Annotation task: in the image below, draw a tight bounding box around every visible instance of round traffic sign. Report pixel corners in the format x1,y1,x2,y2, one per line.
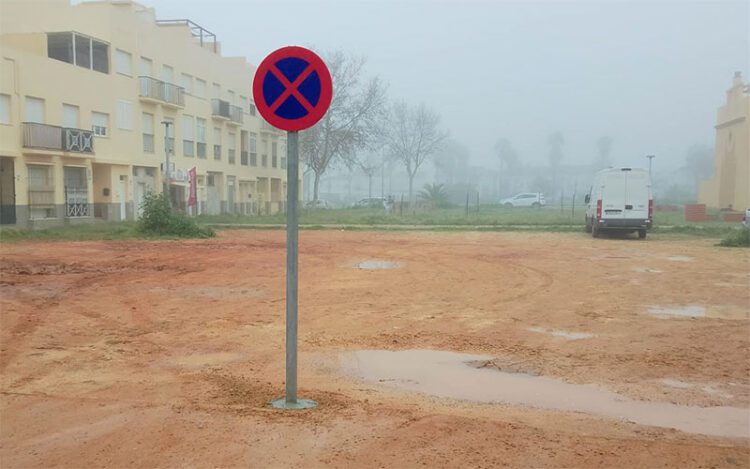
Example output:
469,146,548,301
252,46,333,132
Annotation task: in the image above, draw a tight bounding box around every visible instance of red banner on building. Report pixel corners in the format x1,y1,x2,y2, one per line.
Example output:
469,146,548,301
188,167,197,208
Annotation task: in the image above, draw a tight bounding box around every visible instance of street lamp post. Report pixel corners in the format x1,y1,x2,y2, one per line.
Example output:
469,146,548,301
646,154,655,177
162,120,173,205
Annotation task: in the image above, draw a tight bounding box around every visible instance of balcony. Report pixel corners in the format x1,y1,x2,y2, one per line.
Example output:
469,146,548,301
22,122,94,154
139,76,185,108
211,99,243,125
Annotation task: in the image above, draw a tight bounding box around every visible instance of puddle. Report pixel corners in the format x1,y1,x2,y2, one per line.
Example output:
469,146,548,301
666,256,693,262
357,260,401,270
648,306,706,318
341,350,749,438
632,267,663,273
527,327,594,340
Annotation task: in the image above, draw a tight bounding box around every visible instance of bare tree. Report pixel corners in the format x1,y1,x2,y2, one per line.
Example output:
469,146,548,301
301,51,387,203
386,101,447,205
353,150,382,199
595,136,614,168
434,139,470,185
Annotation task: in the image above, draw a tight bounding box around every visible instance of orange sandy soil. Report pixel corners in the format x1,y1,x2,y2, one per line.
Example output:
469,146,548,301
1,230,748,468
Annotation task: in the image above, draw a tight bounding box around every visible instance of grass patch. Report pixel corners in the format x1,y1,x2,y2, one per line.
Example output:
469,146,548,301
1,222,141,243
718,229,750,247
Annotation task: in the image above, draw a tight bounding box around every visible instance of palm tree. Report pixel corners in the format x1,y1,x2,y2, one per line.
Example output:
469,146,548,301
418,183,450,208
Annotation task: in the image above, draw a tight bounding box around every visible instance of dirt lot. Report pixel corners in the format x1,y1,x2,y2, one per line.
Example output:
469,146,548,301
1,230,749,468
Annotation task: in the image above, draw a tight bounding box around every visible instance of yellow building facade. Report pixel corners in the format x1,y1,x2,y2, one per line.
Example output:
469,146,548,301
0,0,292,228
699,72,750,211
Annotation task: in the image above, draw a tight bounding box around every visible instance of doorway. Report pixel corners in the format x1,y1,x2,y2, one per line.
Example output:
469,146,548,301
0,157,16,225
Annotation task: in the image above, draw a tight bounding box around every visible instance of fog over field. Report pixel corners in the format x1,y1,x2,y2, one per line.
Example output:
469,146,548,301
138,0,748,200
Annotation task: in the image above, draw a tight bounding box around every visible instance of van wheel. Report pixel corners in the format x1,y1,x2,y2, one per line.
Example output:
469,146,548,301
592,224,600,238
638,229,647,239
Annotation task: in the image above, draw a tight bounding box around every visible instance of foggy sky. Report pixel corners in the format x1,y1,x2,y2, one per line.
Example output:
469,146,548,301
140,0,748,172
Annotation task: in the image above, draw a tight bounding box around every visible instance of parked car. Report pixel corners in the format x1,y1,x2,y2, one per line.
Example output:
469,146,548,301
352,197,386,208
585,167,652,239
305,199,333,210
498,192,546,208
743,208,750,229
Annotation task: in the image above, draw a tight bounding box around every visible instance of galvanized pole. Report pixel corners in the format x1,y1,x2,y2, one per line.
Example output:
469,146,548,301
272,131,316,410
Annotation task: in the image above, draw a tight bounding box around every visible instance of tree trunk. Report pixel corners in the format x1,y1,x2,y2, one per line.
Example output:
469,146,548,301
408,173,415,207
313,171,321,203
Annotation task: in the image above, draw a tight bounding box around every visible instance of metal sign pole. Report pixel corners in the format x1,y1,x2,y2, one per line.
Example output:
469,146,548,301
272,130,316,410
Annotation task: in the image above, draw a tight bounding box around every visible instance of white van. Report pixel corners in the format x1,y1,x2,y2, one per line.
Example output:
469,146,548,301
584,167,653,238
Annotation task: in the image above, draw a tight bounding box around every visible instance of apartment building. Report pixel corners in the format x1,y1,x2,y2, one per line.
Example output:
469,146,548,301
699,72,749,211
0,0,293,228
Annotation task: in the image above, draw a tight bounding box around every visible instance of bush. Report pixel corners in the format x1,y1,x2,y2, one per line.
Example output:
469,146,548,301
718,228,750,247
139,192,215,238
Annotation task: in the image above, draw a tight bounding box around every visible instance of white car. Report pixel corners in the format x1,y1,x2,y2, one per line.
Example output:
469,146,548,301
499,192,546,208
743,208,750,229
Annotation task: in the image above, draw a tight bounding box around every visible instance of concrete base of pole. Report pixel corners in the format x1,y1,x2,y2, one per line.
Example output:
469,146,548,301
270,398,317,410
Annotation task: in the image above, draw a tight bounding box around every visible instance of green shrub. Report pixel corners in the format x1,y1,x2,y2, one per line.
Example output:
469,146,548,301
718,228,750,247
138,192,215,238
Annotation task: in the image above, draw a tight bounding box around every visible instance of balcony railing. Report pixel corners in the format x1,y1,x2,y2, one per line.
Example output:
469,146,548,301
22,122,94,154
211,99,243,124
139,76,185,107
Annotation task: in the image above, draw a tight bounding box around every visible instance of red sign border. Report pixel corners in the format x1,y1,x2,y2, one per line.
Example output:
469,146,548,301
252,46,333,132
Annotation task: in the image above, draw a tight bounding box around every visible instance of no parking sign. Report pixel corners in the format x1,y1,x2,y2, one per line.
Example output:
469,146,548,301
253,46,332,132
253,47,332,410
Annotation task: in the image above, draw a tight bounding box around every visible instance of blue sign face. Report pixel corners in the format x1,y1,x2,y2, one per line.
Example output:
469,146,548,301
253,46,333,132
262,57,322,120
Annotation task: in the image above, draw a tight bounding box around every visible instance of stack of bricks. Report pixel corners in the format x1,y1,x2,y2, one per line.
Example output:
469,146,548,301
684,204,707,222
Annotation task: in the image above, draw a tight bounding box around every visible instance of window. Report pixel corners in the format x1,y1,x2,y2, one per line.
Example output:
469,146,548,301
142,112,154,153
63,104,79,128
162,64,174,83
213,127,221,160
196,118,206,159
47,32,108,73
195,78,206,98
249,132,257,166
47,33,74,64
261,138,268,167
91,111,108,136
280,141,287,169
248,102,257,116
272,141,278,168
140,57,152,76
116,100,133,130
240,95,248,113
92,40,108,73
25,97,44,123
227,132,236,164
182,115,194,157
0,94,11,125
28,165,55,219
181,73,192,94
115,49,132,75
